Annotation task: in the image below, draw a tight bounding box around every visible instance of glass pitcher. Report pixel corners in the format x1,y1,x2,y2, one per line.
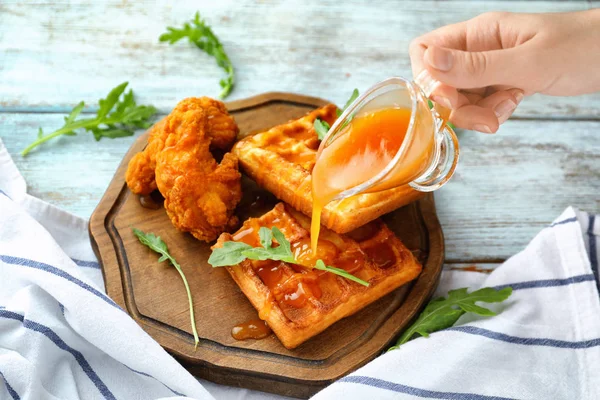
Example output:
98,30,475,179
315,73,460,200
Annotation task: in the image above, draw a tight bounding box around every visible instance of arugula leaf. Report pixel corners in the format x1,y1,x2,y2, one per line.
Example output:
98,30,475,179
314,89,359,141
208,241,253,267
208,227,367,285
21,82,156,156
314,259,369,287
64,101,85,125
271,227,291,255
132,228,199,349
337,88,360,117
388,286,512,351
259,226,272,248
97,82,128,119
314,119,331,141
160,12,234,99
241,227,295,263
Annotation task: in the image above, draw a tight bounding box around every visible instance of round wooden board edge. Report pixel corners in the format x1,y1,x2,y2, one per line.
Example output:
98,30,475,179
89,92,445,397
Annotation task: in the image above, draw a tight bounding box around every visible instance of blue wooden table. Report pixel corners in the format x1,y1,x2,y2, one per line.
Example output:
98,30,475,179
1,0,599,273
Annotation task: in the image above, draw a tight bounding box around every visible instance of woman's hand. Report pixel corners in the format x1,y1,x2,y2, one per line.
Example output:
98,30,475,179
409,9,600,133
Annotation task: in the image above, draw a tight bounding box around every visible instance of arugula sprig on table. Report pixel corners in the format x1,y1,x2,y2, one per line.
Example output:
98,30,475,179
208,226,369,287
132,228,200,349
388,286,512,351
314,89,359,141
21,82,156,156
160,12,234,99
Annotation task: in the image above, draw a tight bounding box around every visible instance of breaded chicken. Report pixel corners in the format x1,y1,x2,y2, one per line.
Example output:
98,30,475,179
125,97,239,195
192,97,239,150
125,119,168,195
126,97,242,242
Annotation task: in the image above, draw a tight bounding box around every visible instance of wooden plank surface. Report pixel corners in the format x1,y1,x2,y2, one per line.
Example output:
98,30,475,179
0,0,597,118
1,0,598,397
2,114,598,263
1,0,598,267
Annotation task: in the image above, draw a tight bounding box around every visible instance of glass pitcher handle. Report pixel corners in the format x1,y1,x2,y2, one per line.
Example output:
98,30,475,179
410,71,460,192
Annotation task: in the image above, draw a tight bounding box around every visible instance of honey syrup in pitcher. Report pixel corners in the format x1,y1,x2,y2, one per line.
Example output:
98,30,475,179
310,106,435,254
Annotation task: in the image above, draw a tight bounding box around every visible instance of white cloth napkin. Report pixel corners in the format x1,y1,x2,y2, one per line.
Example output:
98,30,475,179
1,137,599,400
314,207,600,400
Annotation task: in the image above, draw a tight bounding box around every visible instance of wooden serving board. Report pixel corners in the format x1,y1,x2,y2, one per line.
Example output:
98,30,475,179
89,93,444,399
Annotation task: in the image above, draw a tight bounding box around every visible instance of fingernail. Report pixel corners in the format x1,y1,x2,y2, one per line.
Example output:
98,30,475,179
431,95,452,109
425,46,453,71
513,91,524,104
494,99,517,119
473,124,493,134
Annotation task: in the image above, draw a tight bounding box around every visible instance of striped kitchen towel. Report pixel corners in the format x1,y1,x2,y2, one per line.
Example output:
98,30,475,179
1,136,599,400
0,139,214,400
313,209,600,399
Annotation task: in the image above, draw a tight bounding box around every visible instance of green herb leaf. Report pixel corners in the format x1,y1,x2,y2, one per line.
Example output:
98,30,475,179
272,227,291,254
21,82,157,156
388,286,512,351
314,259,369,287
259,226,272,249
314,119,331,141
64,101,85,125
132,228,199,349
208,241,253,267
241,247,275,261
337,88,360,117
97,82,128,119
315,88,359,141
209,227,366,285
160,12,234,98
241,227,295,263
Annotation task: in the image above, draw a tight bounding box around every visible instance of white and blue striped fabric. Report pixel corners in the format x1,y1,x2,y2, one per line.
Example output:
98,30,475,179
314,207,600,399
1,137,599,400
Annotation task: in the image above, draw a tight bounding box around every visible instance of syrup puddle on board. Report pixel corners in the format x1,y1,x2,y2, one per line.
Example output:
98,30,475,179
231,319,273,341
139,191,164,210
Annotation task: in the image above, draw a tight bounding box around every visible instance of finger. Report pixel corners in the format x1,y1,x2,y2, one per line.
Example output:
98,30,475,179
430,84,459,109
409,20,469,79
430,88,480,111
414,70,460,109
460,91,483,105
449,105,499,133
423,45,533,89
476,88,524,124
462,87,487,97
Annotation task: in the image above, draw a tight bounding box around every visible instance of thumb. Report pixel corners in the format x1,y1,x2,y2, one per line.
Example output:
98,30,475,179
423,45,530,89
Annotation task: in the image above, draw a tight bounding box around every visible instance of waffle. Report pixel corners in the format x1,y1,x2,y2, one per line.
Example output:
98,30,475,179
213,202,422,349
232,105,426,233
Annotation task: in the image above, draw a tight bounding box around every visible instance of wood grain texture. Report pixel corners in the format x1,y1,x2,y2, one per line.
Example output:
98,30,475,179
2,114,598,262
89,93,444,398
440,120,600,261
0,0,597,118
0,1,597,264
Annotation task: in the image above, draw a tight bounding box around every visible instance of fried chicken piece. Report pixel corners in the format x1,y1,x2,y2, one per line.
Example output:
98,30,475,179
154,101,242,242
125,119,168,195
192,97,239,150
125,97,238,195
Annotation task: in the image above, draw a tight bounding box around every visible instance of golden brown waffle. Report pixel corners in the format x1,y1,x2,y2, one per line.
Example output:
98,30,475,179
232,105,426,233
213,203,422,349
